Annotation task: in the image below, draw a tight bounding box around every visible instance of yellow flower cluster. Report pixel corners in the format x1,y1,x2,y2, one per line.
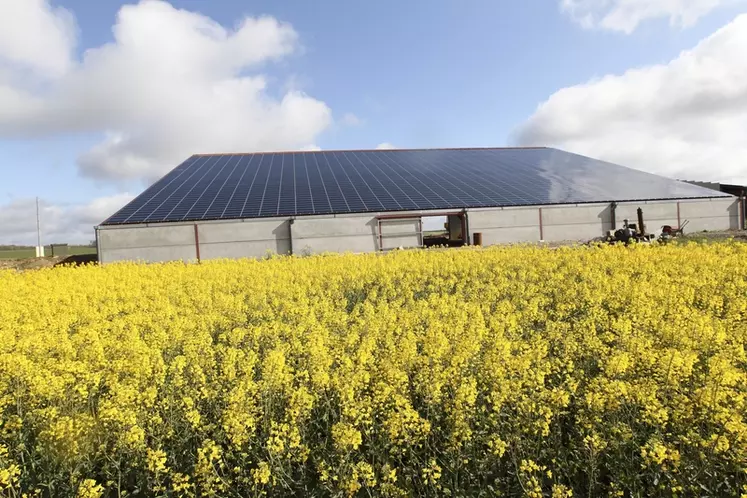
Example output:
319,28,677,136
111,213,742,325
1,241,747,496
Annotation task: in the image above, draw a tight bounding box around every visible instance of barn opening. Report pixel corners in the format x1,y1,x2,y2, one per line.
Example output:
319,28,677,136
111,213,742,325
376,213,467,251
422,214,466,248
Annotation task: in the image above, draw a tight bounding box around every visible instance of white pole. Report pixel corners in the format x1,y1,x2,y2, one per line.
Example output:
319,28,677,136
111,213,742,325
36,197,43,257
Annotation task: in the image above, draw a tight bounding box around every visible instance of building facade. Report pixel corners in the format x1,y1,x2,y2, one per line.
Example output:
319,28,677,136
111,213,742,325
97,148,741,263
97,197,741,263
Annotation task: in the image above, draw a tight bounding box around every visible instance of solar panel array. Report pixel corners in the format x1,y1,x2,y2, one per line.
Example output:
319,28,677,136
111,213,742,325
103,148,730,225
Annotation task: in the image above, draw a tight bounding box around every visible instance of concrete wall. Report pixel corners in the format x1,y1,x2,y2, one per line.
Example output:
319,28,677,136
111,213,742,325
467,197,740,245
615,202,678,233
679,197,741,232
198,219,290,259
98,219,291,263
467,207,542,244
541,204,613,241
468,203,613,244
379,218,421,250
98,197,741,263
291,215,379,254
614,198,740,233
98,224,197,263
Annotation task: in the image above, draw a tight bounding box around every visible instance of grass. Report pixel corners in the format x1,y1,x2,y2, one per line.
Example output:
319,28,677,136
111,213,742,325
0,245,97,260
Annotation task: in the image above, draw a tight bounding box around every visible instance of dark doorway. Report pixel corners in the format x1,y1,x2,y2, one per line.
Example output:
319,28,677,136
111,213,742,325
422,214,466,248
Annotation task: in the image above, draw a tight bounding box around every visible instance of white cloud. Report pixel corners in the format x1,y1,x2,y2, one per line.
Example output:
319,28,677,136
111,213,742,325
0,0,332,183
514,14,747,184
376,142,396,150
0,0,76,77
341,112,363,126
561,0,739,33
0,194,134,245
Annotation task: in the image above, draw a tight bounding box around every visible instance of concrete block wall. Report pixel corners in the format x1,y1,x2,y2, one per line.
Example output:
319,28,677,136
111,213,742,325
468,197,740,245
467,204,611,244
98,197,741,263
614,202,678,233
679,198,741,232
614,198,740,234
467,207,541,244
379,218,421,250
98,225,197,263
540,204,613,241
98,219,291,263
198,220,290,260
291,215,379,254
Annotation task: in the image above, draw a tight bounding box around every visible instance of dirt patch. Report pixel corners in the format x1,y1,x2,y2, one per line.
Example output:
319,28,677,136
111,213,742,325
0,254,98,271
0,257,64,271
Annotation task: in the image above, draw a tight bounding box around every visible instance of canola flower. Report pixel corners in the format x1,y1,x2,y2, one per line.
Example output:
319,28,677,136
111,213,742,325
1,242,747,497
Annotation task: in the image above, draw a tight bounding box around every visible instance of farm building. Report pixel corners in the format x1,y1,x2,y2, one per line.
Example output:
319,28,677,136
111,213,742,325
684,181,747,198
96,147,742,263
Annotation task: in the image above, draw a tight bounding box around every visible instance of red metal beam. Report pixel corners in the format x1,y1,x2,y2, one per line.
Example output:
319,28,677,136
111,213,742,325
538,208,544,241
461,212,467,244
194,224,201,262
377,218,383,251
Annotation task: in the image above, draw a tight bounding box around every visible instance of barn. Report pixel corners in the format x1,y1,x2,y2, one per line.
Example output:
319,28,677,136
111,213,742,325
96,147,742,263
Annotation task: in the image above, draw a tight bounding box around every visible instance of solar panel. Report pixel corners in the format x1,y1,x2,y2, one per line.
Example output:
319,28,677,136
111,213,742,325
102,148,732,225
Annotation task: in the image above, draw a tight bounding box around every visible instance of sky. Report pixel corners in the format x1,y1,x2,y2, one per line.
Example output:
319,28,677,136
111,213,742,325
0,0,746,244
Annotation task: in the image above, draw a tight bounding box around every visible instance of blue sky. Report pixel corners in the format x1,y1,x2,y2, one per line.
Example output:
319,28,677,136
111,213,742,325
1,0,746,243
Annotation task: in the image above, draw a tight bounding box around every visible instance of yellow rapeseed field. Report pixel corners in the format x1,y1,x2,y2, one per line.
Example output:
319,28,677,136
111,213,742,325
1,242,747,497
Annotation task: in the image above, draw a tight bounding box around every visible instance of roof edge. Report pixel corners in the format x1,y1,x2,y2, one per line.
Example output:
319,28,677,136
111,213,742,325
190,146,548,157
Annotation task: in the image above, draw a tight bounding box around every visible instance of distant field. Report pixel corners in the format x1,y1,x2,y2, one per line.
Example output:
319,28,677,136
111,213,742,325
0,245,97,260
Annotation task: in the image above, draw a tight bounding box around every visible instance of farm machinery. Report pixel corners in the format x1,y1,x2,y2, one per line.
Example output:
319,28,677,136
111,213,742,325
659,220,690,242
603,207,689,245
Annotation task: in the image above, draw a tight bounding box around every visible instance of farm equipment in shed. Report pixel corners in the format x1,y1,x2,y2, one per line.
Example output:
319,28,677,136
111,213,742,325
606,221,655,245
605,208,656,245
603,207,691,245
659,220,690,242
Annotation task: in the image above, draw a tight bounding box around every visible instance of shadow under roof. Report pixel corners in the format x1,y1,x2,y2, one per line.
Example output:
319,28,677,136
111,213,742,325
102,147,731,225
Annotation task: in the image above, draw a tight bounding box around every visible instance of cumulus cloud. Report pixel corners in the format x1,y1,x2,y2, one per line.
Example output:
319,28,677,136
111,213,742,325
376,142,396,150
514,14,747,184
0,0,76,77
561,0,739,33
0,0,332,183
0,194,134,245
341,112,363,126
